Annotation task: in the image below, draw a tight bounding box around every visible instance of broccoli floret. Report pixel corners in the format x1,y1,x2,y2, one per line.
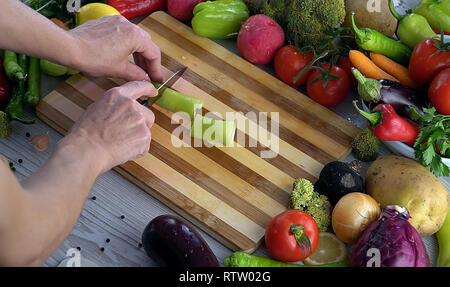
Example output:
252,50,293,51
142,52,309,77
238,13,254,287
351,129,380,162
290,178,331,232
243,0,346,49
0,111,12,138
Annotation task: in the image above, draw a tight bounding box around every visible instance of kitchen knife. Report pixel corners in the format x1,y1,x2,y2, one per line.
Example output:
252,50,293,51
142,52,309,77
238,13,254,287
141,67,188,107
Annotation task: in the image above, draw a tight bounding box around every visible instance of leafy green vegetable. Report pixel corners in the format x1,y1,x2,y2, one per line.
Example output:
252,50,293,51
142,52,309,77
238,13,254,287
413,107,450,177
24,0,67,18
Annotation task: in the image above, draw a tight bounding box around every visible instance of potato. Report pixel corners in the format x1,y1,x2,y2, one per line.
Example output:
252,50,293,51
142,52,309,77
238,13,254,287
343,0,398,36
366,156,449,236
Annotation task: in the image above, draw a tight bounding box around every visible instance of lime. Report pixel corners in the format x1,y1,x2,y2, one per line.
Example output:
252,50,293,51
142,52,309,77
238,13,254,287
76,3,121,26
304,232,348,265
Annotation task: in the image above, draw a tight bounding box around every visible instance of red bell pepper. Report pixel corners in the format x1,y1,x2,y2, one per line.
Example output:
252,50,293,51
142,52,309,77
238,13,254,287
0,56,9,105
106,0,167,20
353,101,420,146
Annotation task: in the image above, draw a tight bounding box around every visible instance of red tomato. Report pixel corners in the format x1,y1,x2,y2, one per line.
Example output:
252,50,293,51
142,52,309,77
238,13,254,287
274,45,314,86
337,56,357,87
409,39,450,85
306,64,350,107
265,210,319,262
429,68,450,115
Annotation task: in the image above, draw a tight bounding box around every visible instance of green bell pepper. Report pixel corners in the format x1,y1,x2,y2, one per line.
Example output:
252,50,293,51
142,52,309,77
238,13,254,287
192,0,249,39
389,0,437,49
414,0,450,33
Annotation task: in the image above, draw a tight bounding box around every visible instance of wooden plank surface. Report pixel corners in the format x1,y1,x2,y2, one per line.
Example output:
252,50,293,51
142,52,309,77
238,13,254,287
36,11,360,252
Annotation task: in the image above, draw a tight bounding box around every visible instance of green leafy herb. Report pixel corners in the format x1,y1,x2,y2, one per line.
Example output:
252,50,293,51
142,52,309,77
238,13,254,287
413,107,450,177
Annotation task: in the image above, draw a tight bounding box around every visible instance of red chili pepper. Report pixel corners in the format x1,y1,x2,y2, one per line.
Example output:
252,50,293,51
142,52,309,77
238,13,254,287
106,0,167,20
0,56,9,105
353,101,420,144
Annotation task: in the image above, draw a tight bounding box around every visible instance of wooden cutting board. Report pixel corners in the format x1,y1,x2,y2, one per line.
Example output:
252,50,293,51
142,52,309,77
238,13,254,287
36,11,360,252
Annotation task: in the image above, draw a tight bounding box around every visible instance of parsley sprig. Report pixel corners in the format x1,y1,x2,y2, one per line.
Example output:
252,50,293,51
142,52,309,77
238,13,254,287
413,107,450,177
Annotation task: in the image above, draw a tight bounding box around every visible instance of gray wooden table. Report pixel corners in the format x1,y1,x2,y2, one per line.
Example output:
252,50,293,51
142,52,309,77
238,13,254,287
0,0,448,267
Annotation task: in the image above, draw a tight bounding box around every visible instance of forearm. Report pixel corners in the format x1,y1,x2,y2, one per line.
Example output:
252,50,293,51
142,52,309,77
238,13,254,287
0,0,78,67
0,133,104,266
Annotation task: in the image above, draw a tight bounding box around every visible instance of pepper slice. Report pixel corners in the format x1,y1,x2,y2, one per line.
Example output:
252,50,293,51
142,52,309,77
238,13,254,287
190,114,237,147
150,82,203,119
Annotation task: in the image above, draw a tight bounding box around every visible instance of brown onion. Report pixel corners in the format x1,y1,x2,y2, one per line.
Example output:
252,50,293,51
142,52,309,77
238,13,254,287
332,192,381,244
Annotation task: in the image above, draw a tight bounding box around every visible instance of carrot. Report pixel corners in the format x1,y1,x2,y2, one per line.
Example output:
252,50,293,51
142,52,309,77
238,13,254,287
50,18,69,31
349,50,398,82
370,52,420,89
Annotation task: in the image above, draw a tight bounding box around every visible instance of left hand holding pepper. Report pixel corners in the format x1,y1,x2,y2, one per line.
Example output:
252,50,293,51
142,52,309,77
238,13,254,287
68,15,163,82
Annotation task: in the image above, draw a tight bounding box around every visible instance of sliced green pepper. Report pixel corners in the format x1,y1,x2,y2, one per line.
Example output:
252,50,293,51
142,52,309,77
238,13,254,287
151,82,203,119
191,114,236,147
192,0,249,39
388,0,436,49
414,0,450,33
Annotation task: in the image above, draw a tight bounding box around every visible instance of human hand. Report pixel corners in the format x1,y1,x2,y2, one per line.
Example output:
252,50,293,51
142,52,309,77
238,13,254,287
68,15,163,82
65,81,157,174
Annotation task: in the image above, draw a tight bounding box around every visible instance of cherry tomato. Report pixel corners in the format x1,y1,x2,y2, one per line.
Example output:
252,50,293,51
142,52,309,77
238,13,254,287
265,210,319,262
306,64,350,107
274,45,314,86
409,39,450,85
337,56,357,87
429,68,450,115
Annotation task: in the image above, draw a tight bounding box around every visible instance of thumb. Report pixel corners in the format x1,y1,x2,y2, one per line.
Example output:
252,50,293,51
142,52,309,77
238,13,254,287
120,62,151,82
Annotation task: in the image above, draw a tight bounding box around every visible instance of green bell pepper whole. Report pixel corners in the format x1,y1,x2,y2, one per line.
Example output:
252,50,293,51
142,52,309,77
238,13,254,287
192,0,249,39
191,114,236,147
151,82,204,119
389,0,437,49
414,0,450,33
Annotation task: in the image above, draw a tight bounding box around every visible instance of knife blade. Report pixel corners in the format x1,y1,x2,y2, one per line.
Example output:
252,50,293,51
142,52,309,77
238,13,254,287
142,67,187,107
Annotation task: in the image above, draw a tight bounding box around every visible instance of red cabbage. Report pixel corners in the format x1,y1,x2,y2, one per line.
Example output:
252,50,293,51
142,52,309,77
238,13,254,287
350,205,430,267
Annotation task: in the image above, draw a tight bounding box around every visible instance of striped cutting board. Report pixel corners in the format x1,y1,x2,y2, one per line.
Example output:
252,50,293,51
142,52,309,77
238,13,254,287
36,11,360,252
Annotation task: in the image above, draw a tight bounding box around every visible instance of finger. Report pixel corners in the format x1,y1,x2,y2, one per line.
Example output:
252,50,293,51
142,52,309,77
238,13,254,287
120,61,151,82
138,104,156,129
118,81,158,100
134,32,164,82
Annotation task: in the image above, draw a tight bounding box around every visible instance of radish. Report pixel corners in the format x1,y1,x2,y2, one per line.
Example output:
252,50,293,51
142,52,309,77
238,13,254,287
237,14,285,65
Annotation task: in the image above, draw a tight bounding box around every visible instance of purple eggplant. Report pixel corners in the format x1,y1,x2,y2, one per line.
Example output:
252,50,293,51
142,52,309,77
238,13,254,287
352,68,426,119
141,215,219,267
